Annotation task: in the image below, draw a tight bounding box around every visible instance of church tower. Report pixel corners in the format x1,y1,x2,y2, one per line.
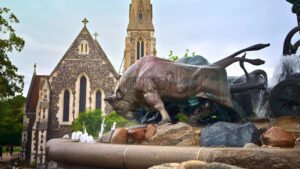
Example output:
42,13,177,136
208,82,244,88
123,0,157,72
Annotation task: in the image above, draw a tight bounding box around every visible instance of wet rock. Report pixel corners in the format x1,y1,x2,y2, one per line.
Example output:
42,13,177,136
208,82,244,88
150,160,243,169
110,128,128,144
128,128,146,143
262,127,295,148
200,122,261,147
98,130,114,143
149,123,195,146
273,116,300,138
244,143,260,148
145,124,157,142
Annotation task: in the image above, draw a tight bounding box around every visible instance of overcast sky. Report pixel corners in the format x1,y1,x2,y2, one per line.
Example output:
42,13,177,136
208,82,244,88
1,0,297,96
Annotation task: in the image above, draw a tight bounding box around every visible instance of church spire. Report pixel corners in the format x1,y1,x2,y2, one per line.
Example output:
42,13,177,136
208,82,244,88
127,0,154,31
33,63,36,75
123,0,157,72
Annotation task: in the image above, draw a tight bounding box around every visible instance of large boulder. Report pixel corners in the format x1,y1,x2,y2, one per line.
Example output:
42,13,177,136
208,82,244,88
200,122,261,147
149,123,196,146
262,126,295,148
149,160,243,169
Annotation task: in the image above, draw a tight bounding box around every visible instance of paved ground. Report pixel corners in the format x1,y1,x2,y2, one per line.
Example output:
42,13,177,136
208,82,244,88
0,152,21,169
0,152,20,162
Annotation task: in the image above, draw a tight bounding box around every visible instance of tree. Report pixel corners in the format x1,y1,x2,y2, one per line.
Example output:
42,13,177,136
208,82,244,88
71,110,102,137
103,111,135,133
71,110,136,137
0,7,25,99
0,95,25,145
168,49,195,61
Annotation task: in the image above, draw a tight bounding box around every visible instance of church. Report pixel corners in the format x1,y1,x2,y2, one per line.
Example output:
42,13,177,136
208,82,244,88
20,0,157,166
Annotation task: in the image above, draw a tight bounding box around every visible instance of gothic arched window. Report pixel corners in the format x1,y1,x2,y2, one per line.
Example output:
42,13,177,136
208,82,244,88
79,76,87,113
136,38,144,60
139,13,143,21
95,90,102,110
63,90,70,122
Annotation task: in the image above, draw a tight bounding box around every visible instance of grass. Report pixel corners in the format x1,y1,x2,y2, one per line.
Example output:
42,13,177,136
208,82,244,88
1,146,20,153
18,161,36,168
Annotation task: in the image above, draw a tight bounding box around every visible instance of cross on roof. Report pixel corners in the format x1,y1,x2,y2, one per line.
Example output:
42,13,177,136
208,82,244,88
82,18,89,26
94,32,99,40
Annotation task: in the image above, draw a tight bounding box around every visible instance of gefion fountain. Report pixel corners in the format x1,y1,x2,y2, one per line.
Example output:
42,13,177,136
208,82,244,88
47,43,300,169
46,1,300,168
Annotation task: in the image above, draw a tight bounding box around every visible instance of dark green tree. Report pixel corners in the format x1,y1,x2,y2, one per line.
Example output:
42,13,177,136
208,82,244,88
0,95,25,145
0,7,25,99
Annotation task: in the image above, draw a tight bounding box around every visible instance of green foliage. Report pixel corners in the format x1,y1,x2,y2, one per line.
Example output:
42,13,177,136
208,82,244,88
168,49,195,61
0,7,25,99
0,95,25,145
71,110,102,137
103,111,135,133
175,112,189,122
71,110,136,136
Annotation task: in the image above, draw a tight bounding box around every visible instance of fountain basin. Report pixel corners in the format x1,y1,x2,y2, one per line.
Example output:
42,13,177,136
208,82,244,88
46,139,300,169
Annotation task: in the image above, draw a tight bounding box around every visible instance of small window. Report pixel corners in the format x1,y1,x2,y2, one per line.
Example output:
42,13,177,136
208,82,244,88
139,13,143,21
137,41,140,60
63,90,70,122
95,90,102,110
78,40,89,55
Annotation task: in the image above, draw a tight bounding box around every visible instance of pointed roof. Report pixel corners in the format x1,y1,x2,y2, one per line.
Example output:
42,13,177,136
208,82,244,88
128,0,154,31
50,21,119,79
26,74,48,112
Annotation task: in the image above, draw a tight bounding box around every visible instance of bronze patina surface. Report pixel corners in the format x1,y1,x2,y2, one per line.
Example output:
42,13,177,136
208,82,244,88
105,44,268,124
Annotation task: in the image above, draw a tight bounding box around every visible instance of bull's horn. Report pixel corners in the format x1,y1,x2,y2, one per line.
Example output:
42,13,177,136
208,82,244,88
104,96,115,102
213,43,270,65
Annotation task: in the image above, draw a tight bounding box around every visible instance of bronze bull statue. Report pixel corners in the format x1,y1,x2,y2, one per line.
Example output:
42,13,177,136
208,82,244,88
105,44,269,125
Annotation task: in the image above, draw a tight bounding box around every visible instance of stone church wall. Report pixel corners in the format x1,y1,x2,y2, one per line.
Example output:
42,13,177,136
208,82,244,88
47,27,118,140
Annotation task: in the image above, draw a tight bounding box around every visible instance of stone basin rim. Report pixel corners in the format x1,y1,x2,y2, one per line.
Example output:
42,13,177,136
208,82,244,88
46,139,300,169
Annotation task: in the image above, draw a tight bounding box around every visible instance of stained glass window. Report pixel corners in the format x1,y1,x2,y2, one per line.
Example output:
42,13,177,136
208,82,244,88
63,90,70,122
79,76,87,113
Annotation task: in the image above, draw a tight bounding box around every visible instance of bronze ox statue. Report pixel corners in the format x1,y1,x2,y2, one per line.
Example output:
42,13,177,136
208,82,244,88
105,44,269,125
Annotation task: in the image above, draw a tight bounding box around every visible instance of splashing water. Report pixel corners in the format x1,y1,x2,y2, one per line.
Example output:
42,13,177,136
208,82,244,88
70,123,94,143
270,54,300,87
111,122,116,131
257,54,300,117
99,115,106,138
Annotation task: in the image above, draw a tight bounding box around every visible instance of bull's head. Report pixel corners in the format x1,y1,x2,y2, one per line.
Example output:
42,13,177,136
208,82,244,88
104,89,135,120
